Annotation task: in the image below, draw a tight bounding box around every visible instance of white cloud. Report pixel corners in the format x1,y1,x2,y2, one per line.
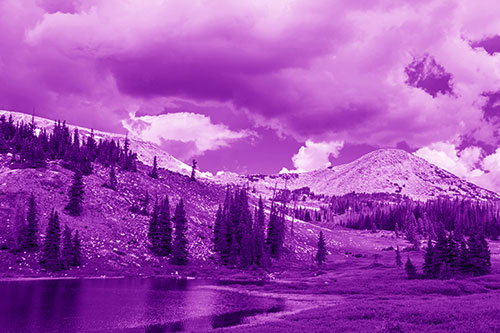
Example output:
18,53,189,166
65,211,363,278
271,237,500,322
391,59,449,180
414,142,483,179
414,141,500,193
291,139,344,172
122,111,253,157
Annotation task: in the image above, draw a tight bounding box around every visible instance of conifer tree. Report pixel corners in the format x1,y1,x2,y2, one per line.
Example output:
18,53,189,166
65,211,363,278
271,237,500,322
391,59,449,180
457,237,472,276
423,239,436,278
395,245,403,267
148,198,160,254
172,199,188,265
253,197,266,266
190,160,197,181
72,230,82,267
150,156,159,179
65,170,84,216
478,233,491,275
267,204,284,259
105,165,117,190
405,256,417,279
25,193,38,251
41,209,61,272
446,233,460,274
157,196,172,256
214,204,224,253
61,225,73,270
315,231,327,266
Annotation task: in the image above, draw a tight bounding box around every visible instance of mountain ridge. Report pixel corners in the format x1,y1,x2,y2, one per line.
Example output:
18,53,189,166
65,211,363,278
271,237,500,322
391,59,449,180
1,110,498,201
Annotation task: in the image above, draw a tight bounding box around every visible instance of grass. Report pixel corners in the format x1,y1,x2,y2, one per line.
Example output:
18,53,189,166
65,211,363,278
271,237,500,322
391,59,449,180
219,246,500,333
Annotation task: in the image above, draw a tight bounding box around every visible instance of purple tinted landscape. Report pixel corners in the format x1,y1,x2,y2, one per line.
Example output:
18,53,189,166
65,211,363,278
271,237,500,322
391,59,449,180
1,1,500,332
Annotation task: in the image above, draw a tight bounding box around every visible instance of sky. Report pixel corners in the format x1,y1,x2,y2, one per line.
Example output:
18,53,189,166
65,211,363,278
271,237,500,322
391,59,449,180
1,1,500,191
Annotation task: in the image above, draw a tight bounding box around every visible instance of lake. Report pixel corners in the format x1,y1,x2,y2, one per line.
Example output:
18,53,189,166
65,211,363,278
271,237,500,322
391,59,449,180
0,277,285,332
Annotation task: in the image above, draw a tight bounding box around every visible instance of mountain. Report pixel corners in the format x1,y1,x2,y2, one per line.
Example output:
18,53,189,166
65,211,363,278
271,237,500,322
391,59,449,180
230,149,500,201
0,110,499,279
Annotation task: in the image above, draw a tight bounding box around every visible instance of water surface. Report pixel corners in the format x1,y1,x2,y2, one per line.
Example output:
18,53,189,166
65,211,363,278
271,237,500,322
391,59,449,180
0,278,284,332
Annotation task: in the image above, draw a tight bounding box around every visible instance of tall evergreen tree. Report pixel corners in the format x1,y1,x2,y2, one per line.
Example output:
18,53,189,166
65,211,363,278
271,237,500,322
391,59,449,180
148,198,160,254
72,230,82,267
41,209,61,272
65,170,84,216
267,204,284,259
61,225,73,270
253,197,266,267
157,196,172,256
150,156,159,179
457,237,472,276
315,231,327,266
105,165,117,190
190,159,197,181
25,193,38,251
478,233,491,275
171,199,188,265
214,204,224,253
446,233,460,274
423,239,436,278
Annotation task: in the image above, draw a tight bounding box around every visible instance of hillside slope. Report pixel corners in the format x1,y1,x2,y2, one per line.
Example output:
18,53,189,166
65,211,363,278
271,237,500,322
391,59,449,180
0,155,224,276
232,149,500,201
0,110,212,179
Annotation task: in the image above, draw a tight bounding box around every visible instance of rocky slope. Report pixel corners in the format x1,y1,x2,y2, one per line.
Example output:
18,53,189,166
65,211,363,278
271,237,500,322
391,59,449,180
0,155,225,277
229,149,500,201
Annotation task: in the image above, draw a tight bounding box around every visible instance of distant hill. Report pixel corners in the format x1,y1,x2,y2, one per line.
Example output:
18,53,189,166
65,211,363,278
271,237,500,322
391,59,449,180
230,149,500,201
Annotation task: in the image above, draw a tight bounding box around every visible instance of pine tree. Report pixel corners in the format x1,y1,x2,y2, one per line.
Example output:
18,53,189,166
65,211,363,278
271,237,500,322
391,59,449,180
72,230,82,267
171,199,188,265
106,165,118,190
446,233,460,274
150,156,159,179
214,204,224,253
405,256,417,279
315,231,327,266
148,198,160,254
467,233,483,276
253,197,266,267
41,209,61,272
65,170,84,216
457,237,472,276
190,160,197,181
406,214,419,248
478,233,491,275
237,189,253,267
157,196,172,256
25,193,38,251
395,245,403,267
61,225,73,270
423,239,435,278
267,204,284,259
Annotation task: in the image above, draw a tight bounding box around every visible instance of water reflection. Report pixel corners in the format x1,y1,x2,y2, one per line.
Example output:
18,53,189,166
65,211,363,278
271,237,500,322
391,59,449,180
0,278,284,332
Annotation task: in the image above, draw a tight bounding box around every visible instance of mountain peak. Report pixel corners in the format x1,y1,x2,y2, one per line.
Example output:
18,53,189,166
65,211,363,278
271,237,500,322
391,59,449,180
243,148,499,201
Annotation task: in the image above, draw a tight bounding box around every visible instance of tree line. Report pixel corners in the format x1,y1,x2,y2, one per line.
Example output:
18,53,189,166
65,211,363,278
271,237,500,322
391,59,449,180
323,193,500,241
0,114,138,173
403,230,491,280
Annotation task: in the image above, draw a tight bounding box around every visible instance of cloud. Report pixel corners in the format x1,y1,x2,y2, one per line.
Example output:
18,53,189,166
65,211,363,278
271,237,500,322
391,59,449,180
121,111,253,160
290,140,344,172
415,141,500,193
2,0,500,155
414,142,483,179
